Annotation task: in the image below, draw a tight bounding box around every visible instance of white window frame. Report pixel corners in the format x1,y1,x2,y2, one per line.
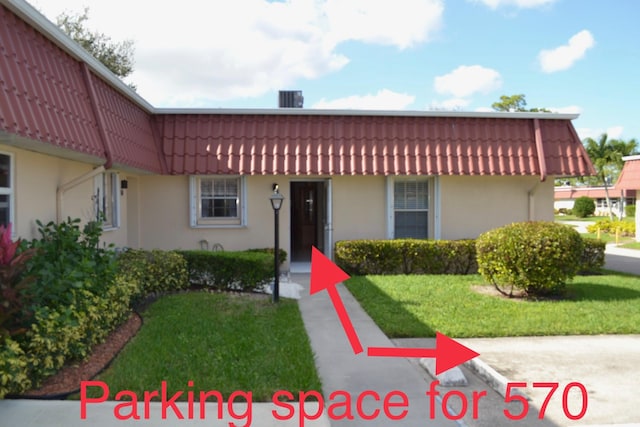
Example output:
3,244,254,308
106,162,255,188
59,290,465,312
386,176,434,239
94,171,120,230
0,151,15,237
189,175,247,228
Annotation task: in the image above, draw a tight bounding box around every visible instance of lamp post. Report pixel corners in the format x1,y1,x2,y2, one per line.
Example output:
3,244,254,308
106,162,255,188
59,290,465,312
269,185,284,303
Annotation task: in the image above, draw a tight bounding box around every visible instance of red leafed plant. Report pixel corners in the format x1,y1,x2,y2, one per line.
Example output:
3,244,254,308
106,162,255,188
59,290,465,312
0,224,36,340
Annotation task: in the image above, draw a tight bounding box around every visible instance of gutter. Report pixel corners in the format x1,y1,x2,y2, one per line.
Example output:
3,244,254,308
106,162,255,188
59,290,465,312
56,166,105,222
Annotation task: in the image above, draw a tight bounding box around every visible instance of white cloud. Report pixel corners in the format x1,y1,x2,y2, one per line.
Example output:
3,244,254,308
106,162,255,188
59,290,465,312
312,89,415,110
576,126,624,141
538,30,595,73
33,0,444,106
473,0,556,9
324,0,444,49
428,98,470,110
548,105,583,114
434,65,502,98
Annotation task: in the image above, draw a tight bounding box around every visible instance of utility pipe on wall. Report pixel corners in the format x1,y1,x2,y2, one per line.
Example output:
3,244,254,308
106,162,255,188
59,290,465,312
56,165,105,223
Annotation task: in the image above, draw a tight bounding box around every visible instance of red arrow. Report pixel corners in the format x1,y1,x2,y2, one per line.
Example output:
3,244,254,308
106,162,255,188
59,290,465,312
367,332,480,375
310,246,363,354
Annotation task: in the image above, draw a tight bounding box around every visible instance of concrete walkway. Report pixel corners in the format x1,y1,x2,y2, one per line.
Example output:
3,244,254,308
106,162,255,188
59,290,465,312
295,274,559,427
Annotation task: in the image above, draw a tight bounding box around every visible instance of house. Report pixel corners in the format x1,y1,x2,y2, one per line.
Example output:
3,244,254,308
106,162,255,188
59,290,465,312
554,154,639,218
0,0,595,269
554,186,636,217
617,155,640,241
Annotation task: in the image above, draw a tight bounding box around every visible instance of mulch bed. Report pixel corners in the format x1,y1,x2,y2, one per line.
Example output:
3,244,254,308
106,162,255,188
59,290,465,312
18,313,141,399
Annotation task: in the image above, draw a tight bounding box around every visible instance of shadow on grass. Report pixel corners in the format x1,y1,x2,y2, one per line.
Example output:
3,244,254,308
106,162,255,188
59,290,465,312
345,277,436,338
566,282,640,302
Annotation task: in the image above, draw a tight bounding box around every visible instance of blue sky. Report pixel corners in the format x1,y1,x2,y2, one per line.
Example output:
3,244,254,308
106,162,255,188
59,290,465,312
30,0,640,141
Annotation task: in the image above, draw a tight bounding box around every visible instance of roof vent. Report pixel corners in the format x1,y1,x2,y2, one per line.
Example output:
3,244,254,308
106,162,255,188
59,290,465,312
278,90,304,108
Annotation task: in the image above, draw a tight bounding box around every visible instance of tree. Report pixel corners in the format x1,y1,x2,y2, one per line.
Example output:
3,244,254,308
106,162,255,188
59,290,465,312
492,94,550,113
584,134,620,220
57,8,134,80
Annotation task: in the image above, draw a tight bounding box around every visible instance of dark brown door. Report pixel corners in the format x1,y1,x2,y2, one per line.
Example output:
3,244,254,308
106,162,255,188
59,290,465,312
291,182,322,261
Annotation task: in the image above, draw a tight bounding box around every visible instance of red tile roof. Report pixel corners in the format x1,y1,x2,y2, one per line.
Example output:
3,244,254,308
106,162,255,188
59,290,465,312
0,4,104,160
157,113,594,177
616,157,640,190
0,1,595,179
554,187,636,200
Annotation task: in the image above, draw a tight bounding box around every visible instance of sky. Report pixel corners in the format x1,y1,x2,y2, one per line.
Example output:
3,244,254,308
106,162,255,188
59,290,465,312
28,0,640,141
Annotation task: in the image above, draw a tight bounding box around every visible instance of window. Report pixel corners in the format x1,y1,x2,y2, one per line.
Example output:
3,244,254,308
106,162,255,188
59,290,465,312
190,176,245,227
94,172,119,229
393,179,429,239
0,153,14,230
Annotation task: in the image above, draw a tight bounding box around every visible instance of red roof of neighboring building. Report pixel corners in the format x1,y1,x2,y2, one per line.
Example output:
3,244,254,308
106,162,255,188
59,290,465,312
156,113,594,176
554,187,636,200
616,157,640,190
0,0,596,179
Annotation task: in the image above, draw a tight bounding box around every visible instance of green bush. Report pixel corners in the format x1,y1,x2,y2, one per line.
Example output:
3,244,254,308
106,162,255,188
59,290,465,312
625,204,636,218
244,248,288,266
117,250,189,297
177,250,272,292
0,338,30,398
572,196,595,218
24,218,117,310
580,238,606,274
334,239,477,275
587,219,636,237
476,221,584,297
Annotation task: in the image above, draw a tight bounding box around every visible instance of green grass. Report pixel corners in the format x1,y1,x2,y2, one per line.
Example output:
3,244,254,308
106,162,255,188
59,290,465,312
620,241,640,250
82,292,321,401
345,274,640,338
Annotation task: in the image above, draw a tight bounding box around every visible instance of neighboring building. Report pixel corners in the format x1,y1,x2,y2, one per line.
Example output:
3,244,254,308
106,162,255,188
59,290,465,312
617,156,640,241
0,0,595,269
554,186,636,218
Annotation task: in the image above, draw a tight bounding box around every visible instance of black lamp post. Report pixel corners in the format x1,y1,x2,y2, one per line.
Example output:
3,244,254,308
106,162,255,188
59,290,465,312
269,185,284,303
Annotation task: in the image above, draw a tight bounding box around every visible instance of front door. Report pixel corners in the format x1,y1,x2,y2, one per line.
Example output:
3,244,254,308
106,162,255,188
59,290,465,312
291,182,325,261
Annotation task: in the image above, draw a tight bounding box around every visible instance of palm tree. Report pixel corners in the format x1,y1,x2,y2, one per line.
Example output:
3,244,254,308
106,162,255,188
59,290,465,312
584,134,618,220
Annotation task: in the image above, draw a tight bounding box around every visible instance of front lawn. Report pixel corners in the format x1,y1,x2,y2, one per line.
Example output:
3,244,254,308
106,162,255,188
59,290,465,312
82,292,321,401
345,274,640,338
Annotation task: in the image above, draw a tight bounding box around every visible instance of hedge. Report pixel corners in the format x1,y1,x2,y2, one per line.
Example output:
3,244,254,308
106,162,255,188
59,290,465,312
335,239,478,275
586,218,636,237
580,238,606,274
0,249,189,399
335,236,604,278
177,250,273,292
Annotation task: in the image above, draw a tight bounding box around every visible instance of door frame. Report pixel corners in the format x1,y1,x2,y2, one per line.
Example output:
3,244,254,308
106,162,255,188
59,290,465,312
289,178,333,261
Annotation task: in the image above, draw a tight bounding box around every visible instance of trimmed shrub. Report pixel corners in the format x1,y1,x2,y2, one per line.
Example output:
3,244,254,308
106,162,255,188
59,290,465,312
572,196,595,218
334,239,477,275
580,238,606,274
244,248,287,266
177,250,272,291
587,219,636,237
625,204,636,219
476,221,584,297
117,250,189,297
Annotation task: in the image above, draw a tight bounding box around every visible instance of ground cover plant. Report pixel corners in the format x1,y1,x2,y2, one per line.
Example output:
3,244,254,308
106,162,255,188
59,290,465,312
345,274,640,338
81,292,321,401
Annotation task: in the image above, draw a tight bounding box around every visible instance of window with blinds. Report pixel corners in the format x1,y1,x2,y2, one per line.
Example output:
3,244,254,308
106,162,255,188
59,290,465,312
394,179,429,239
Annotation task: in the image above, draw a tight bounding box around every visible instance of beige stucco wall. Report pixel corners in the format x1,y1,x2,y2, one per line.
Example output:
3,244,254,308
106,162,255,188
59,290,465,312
331,175,386,241
1,144,130,248
438,175,554,239
137,175,387,265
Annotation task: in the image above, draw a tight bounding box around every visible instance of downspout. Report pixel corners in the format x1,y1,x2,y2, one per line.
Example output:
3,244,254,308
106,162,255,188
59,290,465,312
528,118,547,220
81,63,114,169
57,63,114,222
56,166,105,222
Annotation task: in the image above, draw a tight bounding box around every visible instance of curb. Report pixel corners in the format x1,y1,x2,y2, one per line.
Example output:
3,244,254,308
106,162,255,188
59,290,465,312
464,357,529,400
